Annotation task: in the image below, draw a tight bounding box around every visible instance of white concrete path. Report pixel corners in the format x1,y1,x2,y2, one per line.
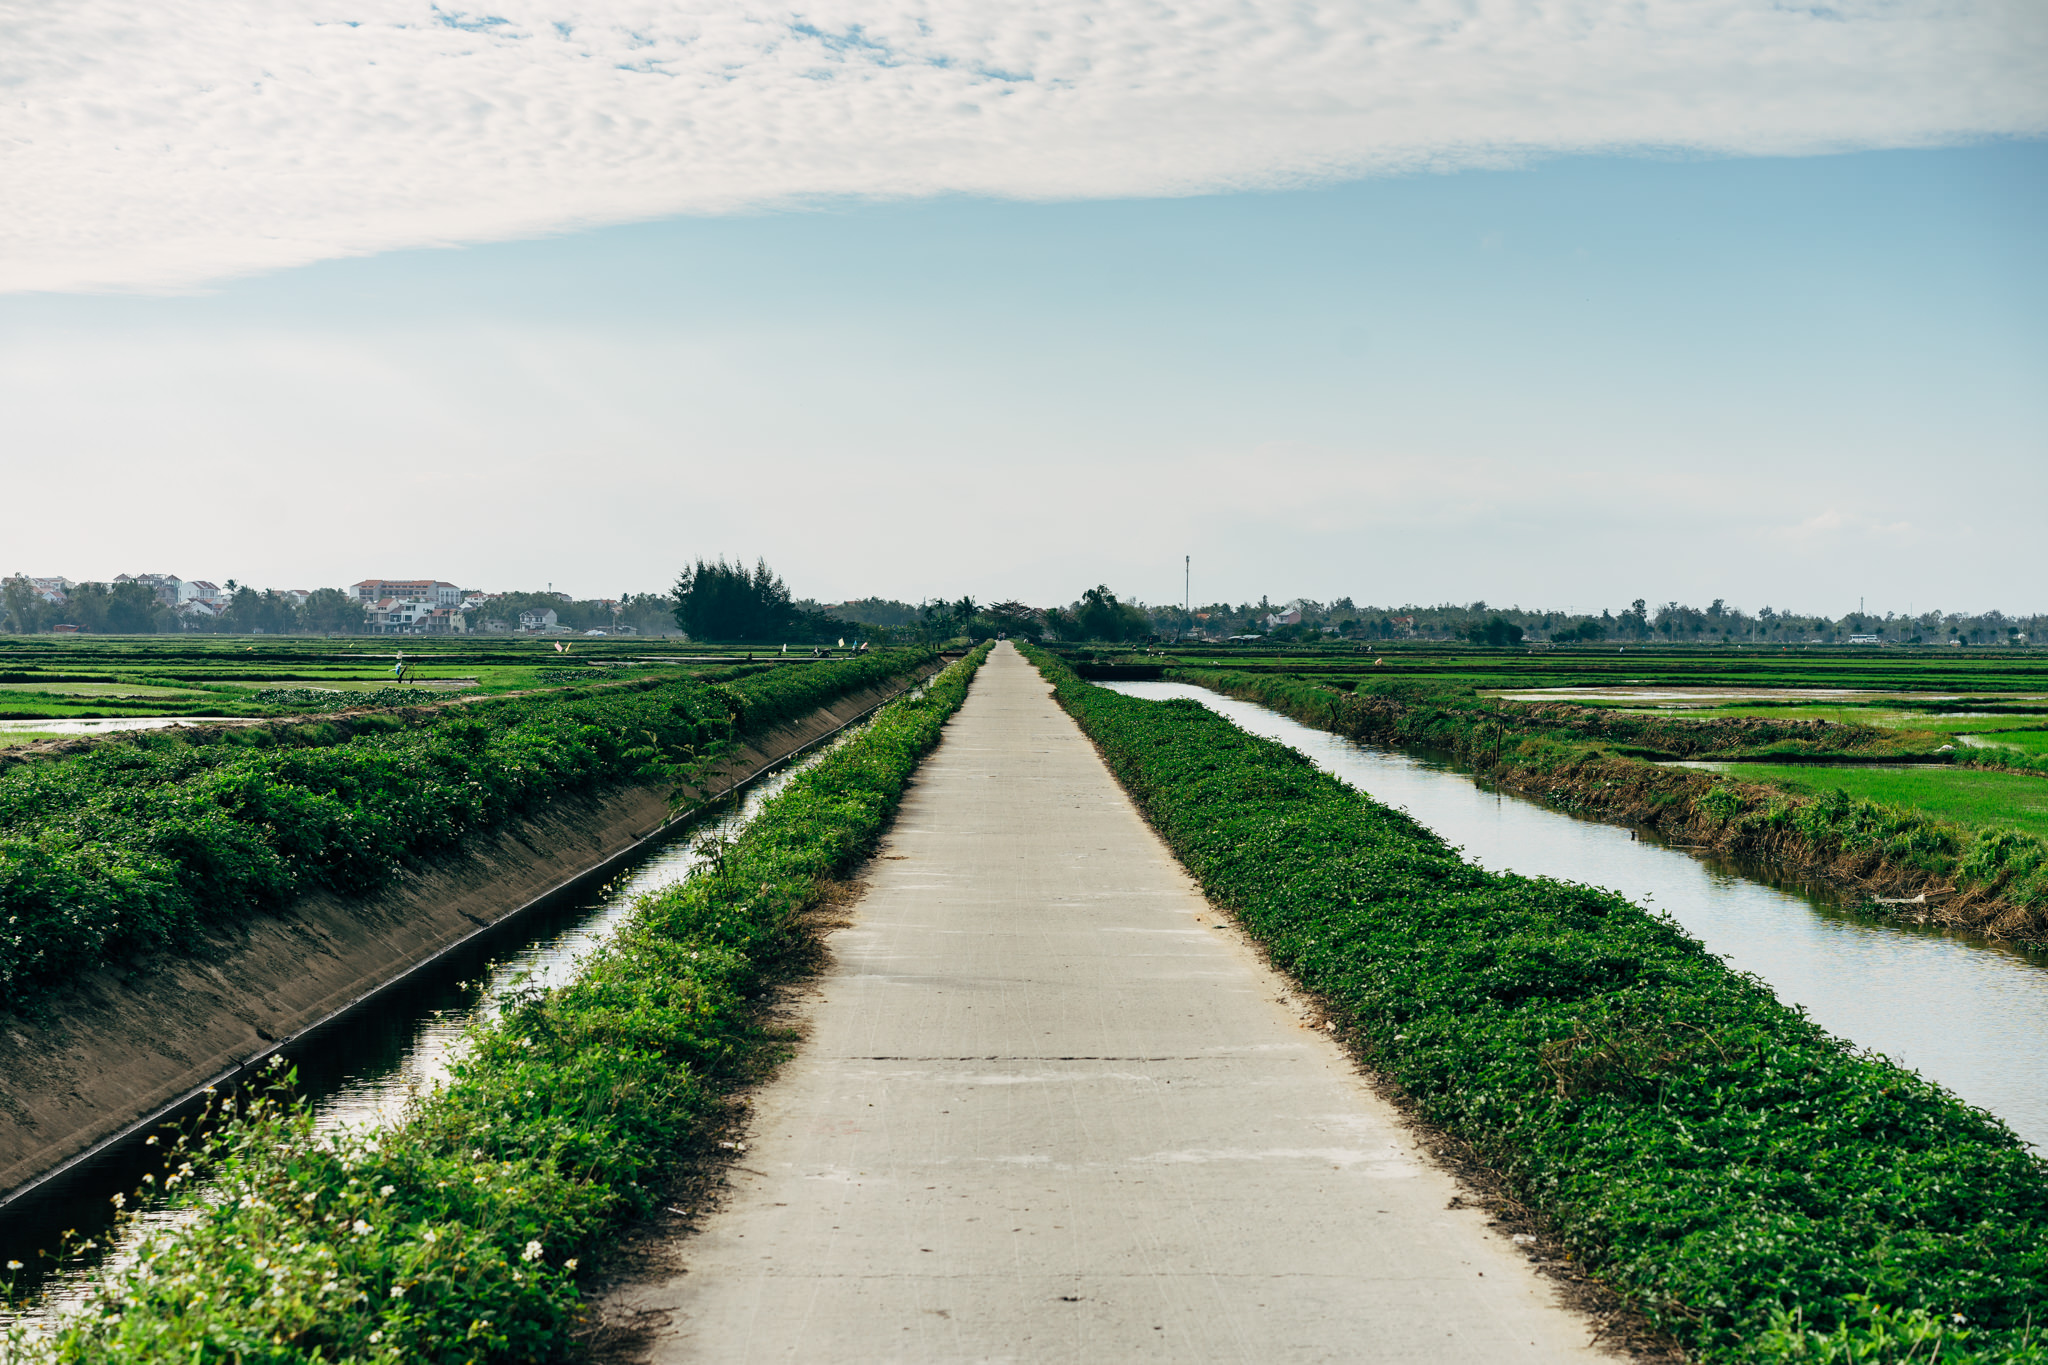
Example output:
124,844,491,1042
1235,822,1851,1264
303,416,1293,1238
612,643,1602,1363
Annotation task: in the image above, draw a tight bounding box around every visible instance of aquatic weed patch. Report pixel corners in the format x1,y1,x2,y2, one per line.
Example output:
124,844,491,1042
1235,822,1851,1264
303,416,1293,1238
0,651,930,1006
2,645,991,1364
1026,648,2048,1363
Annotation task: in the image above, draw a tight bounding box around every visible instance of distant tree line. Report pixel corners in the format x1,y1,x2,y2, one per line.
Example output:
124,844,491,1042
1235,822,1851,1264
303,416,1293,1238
0,578,365,636
1147,596,2044,648
960,588,2045,649
6,567,2037,650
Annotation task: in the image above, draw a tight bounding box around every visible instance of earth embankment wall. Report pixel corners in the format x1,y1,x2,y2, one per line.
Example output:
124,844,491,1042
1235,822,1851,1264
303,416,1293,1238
0,671,930,1203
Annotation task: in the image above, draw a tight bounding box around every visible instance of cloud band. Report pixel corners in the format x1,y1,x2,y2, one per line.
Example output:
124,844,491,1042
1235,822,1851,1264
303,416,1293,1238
6,0,2044,291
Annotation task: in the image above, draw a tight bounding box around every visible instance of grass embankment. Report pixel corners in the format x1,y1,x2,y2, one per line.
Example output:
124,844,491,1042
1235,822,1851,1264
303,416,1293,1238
0,735,71,752
1176,668,2048,941
3,644,992,1363
0,650,931,1010
1026,648,2048,1364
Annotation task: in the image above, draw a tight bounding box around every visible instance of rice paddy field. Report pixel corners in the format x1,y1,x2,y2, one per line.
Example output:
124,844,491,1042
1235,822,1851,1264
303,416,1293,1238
1703,763,2048,843
0,635,816,734
1134,640,2048,698
1963,728,2048,755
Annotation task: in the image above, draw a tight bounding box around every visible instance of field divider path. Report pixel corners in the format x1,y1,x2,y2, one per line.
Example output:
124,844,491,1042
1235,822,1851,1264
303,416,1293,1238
609,642,1600,1362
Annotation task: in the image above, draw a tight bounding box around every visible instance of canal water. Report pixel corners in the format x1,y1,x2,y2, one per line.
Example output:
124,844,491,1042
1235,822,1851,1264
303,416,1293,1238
1105,681,2048,1151
0,717,213,734
0,730,849,1330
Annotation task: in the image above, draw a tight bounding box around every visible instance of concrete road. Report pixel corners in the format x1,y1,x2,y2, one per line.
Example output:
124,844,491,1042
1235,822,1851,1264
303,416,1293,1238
610,643,1603,1362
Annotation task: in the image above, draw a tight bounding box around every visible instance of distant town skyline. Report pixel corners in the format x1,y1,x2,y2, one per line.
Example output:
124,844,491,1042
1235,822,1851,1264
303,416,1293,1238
7,568,2038,628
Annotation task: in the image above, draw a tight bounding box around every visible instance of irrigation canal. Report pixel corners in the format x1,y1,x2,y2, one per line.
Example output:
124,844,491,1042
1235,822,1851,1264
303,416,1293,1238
0,732,845,1330
1105,681,2048,1152
10,665,2047,1334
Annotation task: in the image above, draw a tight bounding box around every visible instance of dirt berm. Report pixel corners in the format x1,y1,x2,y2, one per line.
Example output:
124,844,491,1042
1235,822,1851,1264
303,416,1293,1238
0,670,934,1204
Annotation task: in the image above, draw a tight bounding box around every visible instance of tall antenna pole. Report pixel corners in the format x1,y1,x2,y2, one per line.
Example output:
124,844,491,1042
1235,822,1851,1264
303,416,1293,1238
1184,555,1191,640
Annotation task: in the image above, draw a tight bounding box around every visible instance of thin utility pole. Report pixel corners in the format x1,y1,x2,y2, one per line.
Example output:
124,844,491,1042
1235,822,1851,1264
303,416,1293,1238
1184,556,1191,642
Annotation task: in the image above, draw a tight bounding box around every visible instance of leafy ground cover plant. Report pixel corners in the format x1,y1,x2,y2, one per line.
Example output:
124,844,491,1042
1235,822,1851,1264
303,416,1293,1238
248,687,424,711
1025,647,2048,1364
2,645,992,1364
0,651,930,1007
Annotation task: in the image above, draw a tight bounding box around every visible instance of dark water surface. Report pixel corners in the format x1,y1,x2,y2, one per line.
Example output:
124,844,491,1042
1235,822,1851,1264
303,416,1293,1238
1106,681,2048,1151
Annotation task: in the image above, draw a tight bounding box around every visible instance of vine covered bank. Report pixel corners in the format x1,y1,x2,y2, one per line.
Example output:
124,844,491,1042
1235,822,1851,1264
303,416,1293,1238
1028,647,2048,1364
4,646,991,1363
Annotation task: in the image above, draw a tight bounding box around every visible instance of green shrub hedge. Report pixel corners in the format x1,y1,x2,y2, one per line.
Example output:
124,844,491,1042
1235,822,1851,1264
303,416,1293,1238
0,652,929,1005
9,645,990,1363
1030,648,2048,1363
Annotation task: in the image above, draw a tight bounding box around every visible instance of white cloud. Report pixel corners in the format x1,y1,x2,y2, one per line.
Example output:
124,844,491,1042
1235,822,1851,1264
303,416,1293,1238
5,0,2043,292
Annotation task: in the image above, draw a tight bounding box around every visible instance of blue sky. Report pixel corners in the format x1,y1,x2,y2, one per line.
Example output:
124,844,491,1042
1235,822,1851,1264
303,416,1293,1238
5,0,2044,613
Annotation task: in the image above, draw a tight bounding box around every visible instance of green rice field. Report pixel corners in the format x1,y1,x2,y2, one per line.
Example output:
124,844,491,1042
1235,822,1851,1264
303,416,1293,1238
1710,762,2048,843
0,636,821,723
1612,706,2048,733
1131,640,2048,697
1960,728,2048,755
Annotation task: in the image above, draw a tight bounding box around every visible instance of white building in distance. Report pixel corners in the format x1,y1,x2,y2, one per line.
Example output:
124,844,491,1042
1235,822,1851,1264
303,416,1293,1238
350,579,465,608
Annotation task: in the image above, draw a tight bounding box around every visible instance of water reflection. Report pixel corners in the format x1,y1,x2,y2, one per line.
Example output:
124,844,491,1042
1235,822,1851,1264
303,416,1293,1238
1106,681,2048,1151
0,717,199,733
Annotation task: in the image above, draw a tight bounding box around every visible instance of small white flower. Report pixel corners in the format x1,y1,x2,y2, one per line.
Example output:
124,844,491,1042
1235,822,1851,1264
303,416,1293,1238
389,1284,406,1298
522,1240,543,1263
368,1330,383,1344
5,1261,21,1271
109,1192,125,1210
379,1185,395,1197
564,1258,578,1272
352,1219,373,1236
